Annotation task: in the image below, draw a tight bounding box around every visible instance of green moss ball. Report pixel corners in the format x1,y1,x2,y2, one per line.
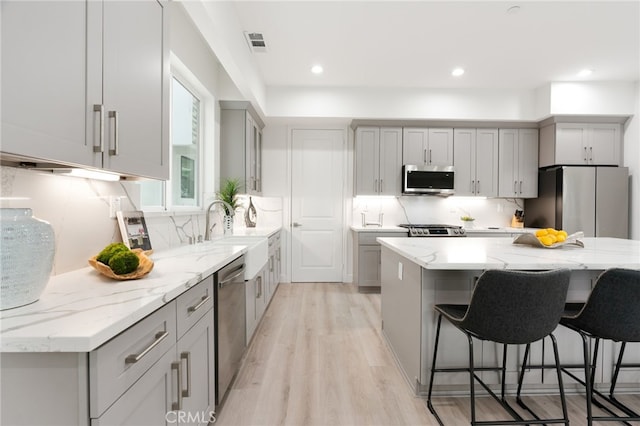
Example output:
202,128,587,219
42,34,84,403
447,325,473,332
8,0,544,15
108,250,140,275
96,243,129,265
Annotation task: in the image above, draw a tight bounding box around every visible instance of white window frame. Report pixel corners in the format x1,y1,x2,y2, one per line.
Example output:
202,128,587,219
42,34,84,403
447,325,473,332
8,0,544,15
140,53,215,214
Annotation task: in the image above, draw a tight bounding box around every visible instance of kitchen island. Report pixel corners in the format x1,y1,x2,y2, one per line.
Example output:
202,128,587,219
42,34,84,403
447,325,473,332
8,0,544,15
377,236,640,396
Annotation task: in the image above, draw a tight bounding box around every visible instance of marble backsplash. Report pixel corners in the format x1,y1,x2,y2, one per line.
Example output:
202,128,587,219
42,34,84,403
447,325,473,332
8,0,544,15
0,166,283,275
353,195,524,229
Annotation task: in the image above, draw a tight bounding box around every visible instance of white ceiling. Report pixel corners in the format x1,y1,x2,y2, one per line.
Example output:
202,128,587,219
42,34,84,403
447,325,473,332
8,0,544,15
232,1,640,91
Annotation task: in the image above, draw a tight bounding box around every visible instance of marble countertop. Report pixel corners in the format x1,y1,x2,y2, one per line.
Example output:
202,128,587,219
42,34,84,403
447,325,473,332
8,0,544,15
463,227,536,234
351,225,408,232
227,225,281,237
351,225,535,234
377,236,640,271
0,242,250,353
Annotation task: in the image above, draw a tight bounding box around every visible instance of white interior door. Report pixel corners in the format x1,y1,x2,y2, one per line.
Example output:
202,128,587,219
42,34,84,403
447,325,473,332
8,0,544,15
291,129,344,282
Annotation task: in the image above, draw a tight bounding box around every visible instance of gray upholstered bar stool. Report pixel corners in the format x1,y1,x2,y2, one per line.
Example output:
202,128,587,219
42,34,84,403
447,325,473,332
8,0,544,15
558,268,640,425
427,269,572,426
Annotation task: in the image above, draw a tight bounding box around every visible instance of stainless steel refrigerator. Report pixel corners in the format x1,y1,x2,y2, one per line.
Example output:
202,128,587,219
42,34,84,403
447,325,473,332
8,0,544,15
524,166,629,238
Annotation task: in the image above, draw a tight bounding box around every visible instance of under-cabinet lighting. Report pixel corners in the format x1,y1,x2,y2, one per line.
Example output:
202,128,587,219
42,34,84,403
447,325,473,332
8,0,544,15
54,169,121,182
451,67,465,77
311,65,324,74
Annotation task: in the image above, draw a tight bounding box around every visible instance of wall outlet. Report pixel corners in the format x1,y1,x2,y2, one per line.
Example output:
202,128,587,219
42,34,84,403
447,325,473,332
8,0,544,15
497,204,504,213
109,196,121,218
398,262,403,280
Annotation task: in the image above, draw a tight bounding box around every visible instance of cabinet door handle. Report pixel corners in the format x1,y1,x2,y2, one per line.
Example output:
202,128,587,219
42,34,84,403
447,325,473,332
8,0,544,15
187,294,211,313
171,361,183,410
380,179,384,193
471,180,475,193
429,149,432,164
256,276,262,298
514,180,518,194
423,149,427,164
584,146,588,162
476,180,480,194
374,179,378,193
93,104,104,153
292,222,302,228
519,181,523,194
125,331,168,364
589,146,593,162
180,352,191,398
108,110,119,156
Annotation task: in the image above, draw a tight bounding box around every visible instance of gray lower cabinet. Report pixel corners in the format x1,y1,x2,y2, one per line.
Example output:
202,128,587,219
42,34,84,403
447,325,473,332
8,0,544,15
92,275,215,426
353,230,408,292
246,231,281,345
0,276,215,426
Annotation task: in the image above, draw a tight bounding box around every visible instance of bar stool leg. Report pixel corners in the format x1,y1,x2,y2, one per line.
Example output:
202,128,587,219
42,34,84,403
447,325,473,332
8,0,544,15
427,314,444,425
550,334,570,425
467,334,477,426
579,332,594,426
610,341,626,399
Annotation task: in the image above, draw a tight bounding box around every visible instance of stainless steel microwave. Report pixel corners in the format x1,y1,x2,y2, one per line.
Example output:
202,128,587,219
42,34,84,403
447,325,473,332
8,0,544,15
402,165,455,195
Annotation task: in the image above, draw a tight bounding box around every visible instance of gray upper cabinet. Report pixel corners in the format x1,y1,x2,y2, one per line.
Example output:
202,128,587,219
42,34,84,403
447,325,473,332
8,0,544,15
2,1,89,166
539,122,622,167
402,128,453,167
355,127,402,196
220,101,265,195
498,128,539,198
1,0,169,180
453,128,499,197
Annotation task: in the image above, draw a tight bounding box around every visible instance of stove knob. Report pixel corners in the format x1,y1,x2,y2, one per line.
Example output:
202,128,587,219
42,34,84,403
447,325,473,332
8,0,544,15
452,229,458,234
459,228,465,235
417,229,424,235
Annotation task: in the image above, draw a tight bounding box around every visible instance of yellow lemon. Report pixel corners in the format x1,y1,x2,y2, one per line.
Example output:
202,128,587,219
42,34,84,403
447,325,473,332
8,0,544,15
546,228,559,235
558,230,568,238
548,234,558,243
556,234,566,242
538,236,554,246
535,229,548,237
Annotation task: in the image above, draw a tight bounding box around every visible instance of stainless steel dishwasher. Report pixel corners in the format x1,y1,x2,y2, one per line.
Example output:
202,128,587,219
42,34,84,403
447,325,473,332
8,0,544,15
215,255,246,407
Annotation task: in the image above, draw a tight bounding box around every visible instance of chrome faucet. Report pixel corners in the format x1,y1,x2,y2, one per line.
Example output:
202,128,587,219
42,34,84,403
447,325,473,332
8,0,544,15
204,200,235,241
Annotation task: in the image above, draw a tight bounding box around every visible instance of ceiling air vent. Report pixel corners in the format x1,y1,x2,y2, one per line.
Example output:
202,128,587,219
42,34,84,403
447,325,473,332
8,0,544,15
244,32,267,53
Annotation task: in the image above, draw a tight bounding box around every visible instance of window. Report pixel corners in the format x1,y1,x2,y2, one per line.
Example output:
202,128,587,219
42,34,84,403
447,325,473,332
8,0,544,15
171,77,200,207
140,57,214,212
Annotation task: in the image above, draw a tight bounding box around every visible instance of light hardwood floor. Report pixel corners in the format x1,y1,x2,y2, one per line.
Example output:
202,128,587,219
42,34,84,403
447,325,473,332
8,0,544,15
214,283,639,426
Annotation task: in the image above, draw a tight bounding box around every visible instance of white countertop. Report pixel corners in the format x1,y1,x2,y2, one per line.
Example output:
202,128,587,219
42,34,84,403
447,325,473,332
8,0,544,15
351,225,408,233
0,242,250,353
377,236,640,271
463,227,536,234
351,225,535,234
227,225,281,237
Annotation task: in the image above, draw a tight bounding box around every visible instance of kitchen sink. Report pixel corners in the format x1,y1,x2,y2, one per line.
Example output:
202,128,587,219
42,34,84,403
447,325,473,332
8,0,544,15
208,235,268,280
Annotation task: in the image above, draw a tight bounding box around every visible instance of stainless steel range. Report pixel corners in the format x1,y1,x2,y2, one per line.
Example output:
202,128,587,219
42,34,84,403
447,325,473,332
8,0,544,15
398,224,467,237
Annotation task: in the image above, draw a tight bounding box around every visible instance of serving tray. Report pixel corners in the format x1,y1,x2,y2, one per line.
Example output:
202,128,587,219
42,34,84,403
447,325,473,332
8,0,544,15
513,231,584,249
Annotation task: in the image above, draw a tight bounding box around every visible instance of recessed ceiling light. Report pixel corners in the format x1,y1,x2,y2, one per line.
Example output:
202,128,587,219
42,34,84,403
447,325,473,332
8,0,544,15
452,68,465,77
311,65,323,74
577,69,593,77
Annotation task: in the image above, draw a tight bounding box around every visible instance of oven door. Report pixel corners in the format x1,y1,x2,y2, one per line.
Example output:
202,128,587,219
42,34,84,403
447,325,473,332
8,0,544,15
402,165,455,195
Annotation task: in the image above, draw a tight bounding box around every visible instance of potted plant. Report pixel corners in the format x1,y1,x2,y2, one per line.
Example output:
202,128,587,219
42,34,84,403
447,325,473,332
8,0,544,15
216,178,242,234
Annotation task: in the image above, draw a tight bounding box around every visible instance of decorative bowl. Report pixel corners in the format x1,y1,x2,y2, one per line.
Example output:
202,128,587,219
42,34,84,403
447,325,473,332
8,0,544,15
88,249,154,280
512,231,584,249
